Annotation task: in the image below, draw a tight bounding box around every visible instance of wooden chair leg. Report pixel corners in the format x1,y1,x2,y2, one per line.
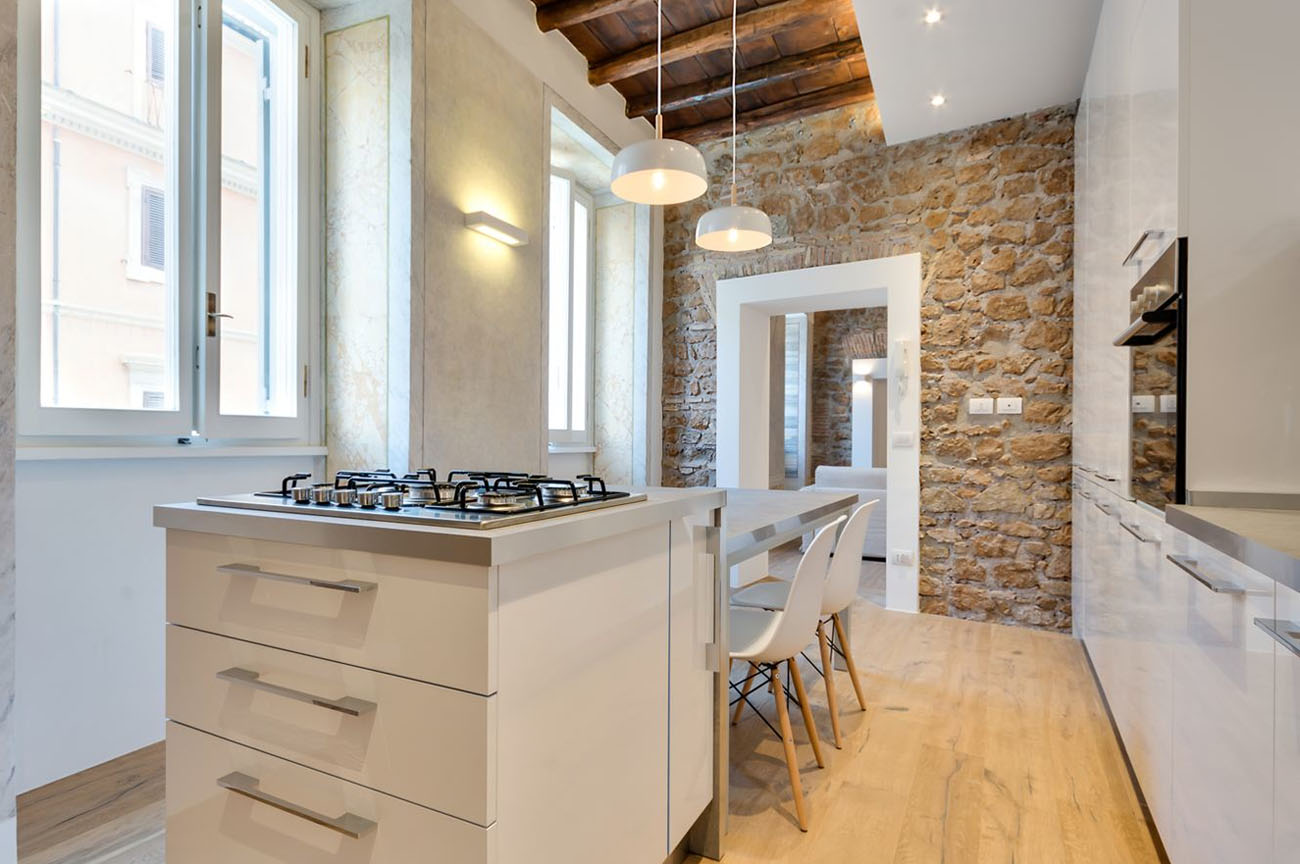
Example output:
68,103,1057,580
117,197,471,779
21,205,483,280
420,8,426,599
732,661,758,726
788,657,825,769
817,622,843,749
832,612,868,710
771,663,809,832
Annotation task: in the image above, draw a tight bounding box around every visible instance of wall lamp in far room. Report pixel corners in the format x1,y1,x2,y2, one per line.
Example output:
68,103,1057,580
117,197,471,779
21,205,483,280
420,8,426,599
464,211,529,247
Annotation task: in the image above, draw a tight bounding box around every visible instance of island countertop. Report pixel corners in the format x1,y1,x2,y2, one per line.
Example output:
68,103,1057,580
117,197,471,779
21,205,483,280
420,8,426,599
154,486,727,567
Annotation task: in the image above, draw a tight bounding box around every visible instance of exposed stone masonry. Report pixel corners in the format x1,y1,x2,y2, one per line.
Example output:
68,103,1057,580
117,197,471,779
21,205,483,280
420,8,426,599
662,102,1076,630
809,307,887,480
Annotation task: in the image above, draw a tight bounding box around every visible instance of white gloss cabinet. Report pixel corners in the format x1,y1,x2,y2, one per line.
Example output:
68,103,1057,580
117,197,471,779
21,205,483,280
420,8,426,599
1166,529,1274,864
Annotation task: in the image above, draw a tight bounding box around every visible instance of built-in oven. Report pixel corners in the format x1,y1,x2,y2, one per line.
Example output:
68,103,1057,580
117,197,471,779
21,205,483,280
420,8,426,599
1114,237,1187,510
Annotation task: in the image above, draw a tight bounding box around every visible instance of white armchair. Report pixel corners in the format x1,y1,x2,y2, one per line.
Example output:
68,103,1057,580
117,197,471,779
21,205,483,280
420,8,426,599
800,465,886,559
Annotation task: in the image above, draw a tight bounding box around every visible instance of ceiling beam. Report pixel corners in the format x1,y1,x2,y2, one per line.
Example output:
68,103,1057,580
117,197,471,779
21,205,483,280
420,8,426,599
588,0,843,86
536,0,648,33
672,77,874,143
624,38,863,118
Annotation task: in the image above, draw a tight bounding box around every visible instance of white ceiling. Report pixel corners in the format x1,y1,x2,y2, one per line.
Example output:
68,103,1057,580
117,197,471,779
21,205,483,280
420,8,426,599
851,0,1102,144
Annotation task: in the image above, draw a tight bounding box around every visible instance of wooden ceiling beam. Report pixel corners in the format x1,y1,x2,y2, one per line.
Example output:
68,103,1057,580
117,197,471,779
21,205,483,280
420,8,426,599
588,0,843,86
672,77,874,143
624,38,863,118
536,0,648,33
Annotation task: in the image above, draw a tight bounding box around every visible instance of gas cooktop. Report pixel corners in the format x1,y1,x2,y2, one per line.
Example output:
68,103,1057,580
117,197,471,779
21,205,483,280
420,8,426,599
196,469,647,530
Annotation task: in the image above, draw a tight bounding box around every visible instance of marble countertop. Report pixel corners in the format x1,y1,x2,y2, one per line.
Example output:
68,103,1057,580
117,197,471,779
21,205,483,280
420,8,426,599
1166,504,1300,592
155,487,727,567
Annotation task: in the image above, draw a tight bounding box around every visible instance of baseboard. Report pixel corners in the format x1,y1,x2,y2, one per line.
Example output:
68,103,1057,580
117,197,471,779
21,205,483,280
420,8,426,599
1078,640,1172,864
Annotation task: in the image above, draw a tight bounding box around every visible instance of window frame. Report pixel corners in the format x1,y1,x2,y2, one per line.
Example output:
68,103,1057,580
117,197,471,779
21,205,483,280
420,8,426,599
546,168,596,447
14,0,322,444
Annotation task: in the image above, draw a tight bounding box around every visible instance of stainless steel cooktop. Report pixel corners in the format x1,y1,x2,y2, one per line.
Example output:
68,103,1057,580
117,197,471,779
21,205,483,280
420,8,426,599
196,469,647,530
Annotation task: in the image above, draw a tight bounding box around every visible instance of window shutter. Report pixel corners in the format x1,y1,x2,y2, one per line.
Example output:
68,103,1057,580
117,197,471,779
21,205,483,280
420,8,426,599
141,186,165,270
147,25,165,84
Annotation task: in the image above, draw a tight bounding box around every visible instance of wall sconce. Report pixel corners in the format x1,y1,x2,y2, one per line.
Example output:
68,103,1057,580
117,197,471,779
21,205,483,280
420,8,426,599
464,211,529,247
894,337,911,398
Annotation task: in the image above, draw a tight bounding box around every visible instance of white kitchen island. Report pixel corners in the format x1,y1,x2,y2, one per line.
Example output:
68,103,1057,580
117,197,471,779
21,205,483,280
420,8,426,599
155,487,726,864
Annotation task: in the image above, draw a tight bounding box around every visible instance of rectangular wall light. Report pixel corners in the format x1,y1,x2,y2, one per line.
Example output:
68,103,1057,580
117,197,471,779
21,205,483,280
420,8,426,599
464,211,529,247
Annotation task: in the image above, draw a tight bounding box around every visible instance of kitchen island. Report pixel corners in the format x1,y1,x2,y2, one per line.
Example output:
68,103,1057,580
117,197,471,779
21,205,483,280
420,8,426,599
155,485,725,864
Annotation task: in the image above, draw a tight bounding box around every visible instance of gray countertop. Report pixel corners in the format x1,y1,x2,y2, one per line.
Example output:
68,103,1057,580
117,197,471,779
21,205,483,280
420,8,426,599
155,487,727,567
723,488,862,567
1166,504,1300,593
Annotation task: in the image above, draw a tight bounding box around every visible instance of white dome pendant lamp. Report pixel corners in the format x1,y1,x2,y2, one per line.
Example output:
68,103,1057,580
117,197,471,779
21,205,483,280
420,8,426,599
609,0,708,205
695,0,772,252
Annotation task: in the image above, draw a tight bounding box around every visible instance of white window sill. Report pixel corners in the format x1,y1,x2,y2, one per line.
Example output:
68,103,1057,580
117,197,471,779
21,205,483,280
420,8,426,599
548,444,596,455
16,444,328,462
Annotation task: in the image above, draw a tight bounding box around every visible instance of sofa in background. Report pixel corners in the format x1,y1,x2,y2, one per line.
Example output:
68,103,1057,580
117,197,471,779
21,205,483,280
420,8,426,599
800,465,886,559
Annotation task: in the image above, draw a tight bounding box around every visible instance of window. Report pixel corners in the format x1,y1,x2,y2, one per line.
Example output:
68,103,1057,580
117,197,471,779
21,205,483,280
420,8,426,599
548,171,595,445
17,0,320,439
140,185,165,270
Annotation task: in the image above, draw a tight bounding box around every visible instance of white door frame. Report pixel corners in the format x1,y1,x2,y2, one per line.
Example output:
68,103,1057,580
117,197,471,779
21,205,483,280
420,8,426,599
716,254,922,612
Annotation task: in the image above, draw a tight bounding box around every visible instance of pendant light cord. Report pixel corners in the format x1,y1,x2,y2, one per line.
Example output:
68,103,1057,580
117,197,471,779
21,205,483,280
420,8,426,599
730,0,738,206
655,0,663,138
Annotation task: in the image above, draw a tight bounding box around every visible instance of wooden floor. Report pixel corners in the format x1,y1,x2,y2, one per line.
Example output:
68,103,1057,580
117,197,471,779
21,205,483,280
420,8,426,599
687,597,1161,864
17,598,1158,864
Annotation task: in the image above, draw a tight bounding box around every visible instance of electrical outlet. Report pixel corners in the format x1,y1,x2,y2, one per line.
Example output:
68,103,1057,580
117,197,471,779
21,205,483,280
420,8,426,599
1131,394,1156,414
891,430,916,448
891,549,915,566
1159,394,1177,413
996,397,1023,415
969,397,994,415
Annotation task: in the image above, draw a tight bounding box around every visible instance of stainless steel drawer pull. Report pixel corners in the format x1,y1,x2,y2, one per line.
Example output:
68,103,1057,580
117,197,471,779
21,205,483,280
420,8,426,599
217,667,377,717
1092,500,1114,516
217,562,377,594
1120,521,1157,544
1122,229,1166,267
1254,618,1300,659
1167,554,1245,595
217,772,377,839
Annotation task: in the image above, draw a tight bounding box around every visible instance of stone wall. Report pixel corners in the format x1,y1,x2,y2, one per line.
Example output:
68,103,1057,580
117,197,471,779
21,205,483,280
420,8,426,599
662,102,1075,630
809,306,887,478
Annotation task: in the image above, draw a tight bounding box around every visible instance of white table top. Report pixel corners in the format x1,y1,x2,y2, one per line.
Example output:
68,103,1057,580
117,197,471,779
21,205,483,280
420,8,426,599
723,487,860,568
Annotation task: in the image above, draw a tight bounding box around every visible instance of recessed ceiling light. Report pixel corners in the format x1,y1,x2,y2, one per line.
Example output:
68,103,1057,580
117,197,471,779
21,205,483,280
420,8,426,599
924,8,942,24
930,93,946,107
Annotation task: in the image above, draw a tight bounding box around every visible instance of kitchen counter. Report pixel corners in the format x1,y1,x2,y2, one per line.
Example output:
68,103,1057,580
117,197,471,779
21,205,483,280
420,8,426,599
154,486,726,567
1166,504,1300,592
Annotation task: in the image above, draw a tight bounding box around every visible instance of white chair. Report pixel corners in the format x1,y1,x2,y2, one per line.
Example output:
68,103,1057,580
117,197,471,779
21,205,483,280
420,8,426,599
732,501,877,749
728,516,843,832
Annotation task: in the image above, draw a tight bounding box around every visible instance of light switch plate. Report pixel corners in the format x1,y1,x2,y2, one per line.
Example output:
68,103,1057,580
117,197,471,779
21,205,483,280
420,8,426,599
891,549,915,566
891,430,916,448
1132,394,1156,414
969,397,994,415
996,397,1023,415
1159,394,1177,413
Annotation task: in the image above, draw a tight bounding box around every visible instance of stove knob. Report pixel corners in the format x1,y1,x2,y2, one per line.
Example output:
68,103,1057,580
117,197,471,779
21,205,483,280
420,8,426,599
357,490,379,508
332,488,356,507
381,491,403,511
291,486,312,504
311,486,333,505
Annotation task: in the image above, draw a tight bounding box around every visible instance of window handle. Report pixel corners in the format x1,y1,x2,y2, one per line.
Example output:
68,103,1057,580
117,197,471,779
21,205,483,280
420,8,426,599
206,292,234,337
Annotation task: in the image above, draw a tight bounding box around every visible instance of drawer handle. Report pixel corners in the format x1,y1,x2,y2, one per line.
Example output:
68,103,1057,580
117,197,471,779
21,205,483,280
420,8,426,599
1092,500,1114,516
218,563,377,594
1120,521,1157,544
1122,229,1166,267
1167,554,1245,595
1255,618,1300,659
218,772,377,839
217,667,377,717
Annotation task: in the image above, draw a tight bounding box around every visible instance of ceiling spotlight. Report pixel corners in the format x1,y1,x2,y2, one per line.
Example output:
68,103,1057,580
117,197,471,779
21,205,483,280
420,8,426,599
924,8,942,24
930,93,946,107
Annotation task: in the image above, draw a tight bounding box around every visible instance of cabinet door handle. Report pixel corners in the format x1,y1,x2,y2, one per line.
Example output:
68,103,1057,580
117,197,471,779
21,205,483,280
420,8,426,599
217,562,377,594
1093,499,1114,516
217,772,377,838
217,667,377,717
1254,618,1300,659
1167,554,1245,595
1120,521,1157,544
1122,229,1167,267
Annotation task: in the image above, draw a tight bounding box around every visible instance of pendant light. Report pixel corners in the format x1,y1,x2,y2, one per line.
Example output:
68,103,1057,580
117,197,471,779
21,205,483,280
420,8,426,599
609,0,708,205
695,0,772,252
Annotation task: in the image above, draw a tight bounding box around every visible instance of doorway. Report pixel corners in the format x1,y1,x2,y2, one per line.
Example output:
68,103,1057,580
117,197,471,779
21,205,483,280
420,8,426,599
715,254,922,613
